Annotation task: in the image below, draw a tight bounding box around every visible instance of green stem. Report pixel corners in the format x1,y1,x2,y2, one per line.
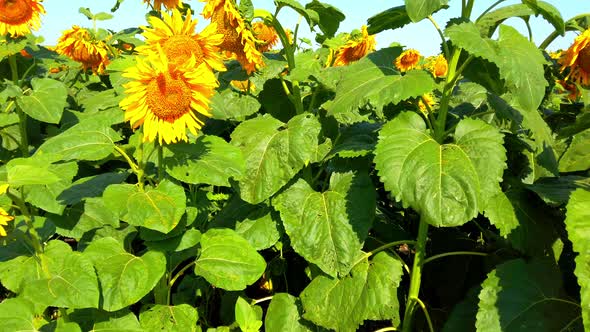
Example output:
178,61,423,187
167,261,196,304
539,30,561,50
524,19,533,42
136,131,146,191
7,191,43,255
401,219,429,332
427,16,450,59
9,55,29,157
476,0,507,22
423,251,488,265
434,49,462,143
369,240,417,257
373,328,398,332
154,275,168,305
413,297,435,332
157,141,164,182
113,145,139,173
463,0,475,19
252,296,273,305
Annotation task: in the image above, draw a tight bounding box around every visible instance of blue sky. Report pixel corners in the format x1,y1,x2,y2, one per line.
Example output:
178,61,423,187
36,0,590,55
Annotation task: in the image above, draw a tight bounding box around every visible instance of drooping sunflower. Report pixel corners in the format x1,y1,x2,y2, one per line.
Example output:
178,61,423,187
252,21,278,52
328,25,376,67
427,54,448,78
559,29,590,86
119,48,219,144
55,25,110,74
0,0,45,37
201,0,264,74
395,49,421,72
0,207,13,237
139,9,225,71
143,0,181,11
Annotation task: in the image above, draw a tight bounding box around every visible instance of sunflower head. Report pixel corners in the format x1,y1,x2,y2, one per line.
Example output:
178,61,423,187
395,49,422,72
119,48,219,144
143,0,181,11
559,29,590,87
252,21,279,52
329,25,376,67
140,9,226,71
0,0,45,38
202,0,265,74
427,54,448,78
55,25,111,74
0,207,14,237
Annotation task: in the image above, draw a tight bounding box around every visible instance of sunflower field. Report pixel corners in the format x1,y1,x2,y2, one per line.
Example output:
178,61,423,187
1,0,590,331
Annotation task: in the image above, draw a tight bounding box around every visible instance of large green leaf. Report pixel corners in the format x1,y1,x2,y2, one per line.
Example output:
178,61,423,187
58,172,129,205
139,304,199,332
235,209,280,251
16,77,67,124
483,191,519,237
300,252,403,332
36,118,122,162
367,6,411,34
22,240,100,309
0,298,39,332
305,1,345,38
323,57,436,119
375,112,506,227
565,189,590,331
165,135,245,187
404,0,448,22
23,161,78,214
69,308,143,332
273,171,375,277
6,156,61,186
265,294,316,332
84,237,166,312
559,128,590,172
210,89,260,121
522,0,565,35
476,4,534,37
103,180,186,234
527,176,590,206
231,114,321,204
235,297,263,332
475,258,582,331
194,228,266,291
50,197,119,239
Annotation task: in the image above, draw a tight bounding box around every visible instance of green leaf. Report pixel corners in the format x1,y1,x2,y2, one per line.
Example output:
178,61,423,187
483,191,519,237
139,304,199,332
16,78,67,124
145,228,202,253
22,240,100,309
300,252,403,332
36,118,122,162
165,135,245,187
328,122,379,159
235,209,280,250
522,0,565,35
84,237,166,312
273,171,375,277
69,309,143,332
78,7,94,19
527,176,590,206
475,258,582,332
324,57,436,119
58,172,129,205
0,298,39,332
565,189,590,331
194,228,266,291
305,1,345,38
559,128,590,172
6,156,61,186
210,89,260,121
367,6,411,34
275,0,319,30
265,293,316,332
231,114,321,204
446,22,499,61
23,161,78,214
235,297,263,332
375,112,506,227
94,12,114,20
404,0,448,22
51,197,119,239
476,4,534,37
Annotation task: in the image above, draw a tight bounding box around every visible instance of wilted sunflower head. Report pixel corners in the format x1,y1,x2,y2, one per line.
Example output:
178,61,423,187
55,25,110,74
252,21,279,52
201,0,264,74
119,47,219,144
143,0,181,12
0,0,45,37
395,49,421,72
427,54,448,78
140,8,226,71
329,25,376,67
0,207,14,237
559,29,590,87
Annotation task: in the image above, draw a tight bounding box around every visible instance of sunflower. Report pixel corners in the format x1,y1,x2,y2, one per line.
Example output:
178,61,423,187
252,21,278,52
328,26,376,67
418,93,436,116
230,79,255,93
427,54,448,78
395,49,421,72
559,29,590,86
555,79,579,101
139,9,225,71
0,207,13,237
202,0,264,74
0,0,45,37
143,0,181,11
55,25,110,74
119,48,218,144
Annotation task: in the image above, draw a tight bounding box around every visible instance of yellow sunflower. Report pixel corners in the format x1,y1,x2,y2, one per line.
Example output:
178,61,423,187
328,25,376,67
252,21,278,52
559,29,590,86
230,79,255,93
0,207,13,237
143,0,181,11
427,54,448,78
202,0,264,74
0,0,45,38
55,25,110,74
418,93,436,116
139,9,225,71
395,49,421,72
119,48,218,144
